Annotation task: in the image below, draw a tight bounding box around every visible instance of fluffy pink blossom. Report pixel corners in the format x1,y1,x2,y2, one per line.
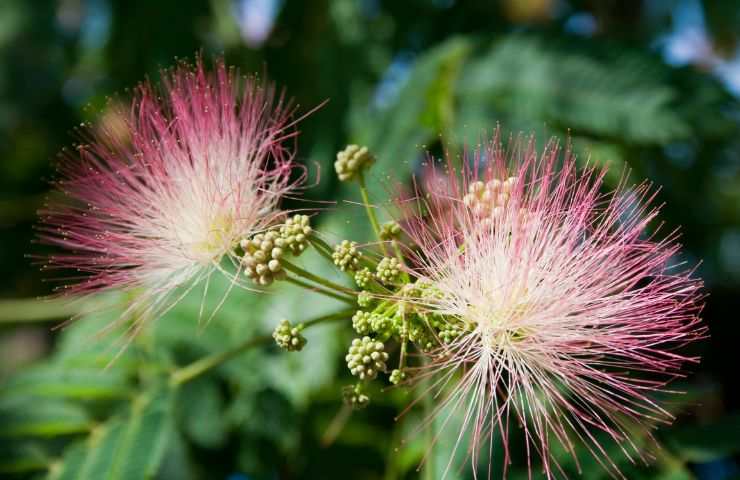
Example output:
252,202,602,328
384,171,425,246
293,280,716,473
39,59,300,333
398,134,705,478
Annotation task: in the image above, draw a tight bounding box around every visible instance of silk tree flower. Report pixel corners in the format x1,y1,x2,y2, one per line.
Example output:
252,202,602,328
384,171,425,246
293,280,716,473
398,135,705,478
39,58,300,335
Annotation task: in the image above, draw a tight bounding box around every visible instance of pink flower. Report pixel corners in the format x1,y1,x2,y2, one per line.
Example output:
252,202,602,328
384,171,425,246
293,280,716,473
398,133,705,478
39,58,300,333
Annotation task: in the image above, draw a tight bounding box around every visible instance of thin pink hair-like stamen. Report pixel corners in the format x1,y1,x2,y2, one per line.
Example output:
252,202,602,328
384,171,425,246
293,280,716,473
394,132,705,479
39,58,305,345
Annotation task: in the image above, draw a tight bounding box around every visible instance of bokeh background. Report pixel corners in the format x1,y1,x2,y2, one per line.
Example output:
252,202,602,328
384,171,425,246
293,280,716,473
1,0,739,479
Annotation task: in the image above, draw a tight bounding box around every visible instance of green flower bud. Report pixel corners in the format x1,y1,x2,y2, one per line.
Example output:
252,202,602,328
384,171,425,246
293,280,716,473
241,231,286,286
430,315,469,344
279,214,312,255
354,267,373,289
379,221,401,240
407,317,437,351
352,310,374,335
332,240,362,272
370,314,394,339
342,383,369,410
376,257,401,285
357,290,373,308
335,144,374,182
389,368,407,385
272,319,307,352
345,336,388,380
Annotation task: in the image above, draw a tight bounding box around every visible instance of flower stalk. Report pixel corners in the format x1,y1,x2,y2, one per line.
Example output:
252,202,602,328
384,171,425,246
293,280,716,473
170,309,355,386
358,172,388,256
281,260,353,296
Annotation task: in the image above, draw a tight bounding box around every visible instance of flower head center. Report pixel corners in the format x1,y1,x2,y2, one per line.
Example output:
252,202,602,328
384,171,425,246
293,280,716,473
190,212,236,263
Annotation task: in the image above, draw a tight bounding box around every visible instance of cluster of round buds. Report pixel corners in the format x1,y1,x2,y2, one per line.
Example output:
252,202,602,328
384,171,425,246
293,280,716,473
357,291,373,308
278,214,312,255
241,231,285,286
430,316,468,344
335,144,374,182
462,176,517,220
346,336,389,380
272,319,307,352
342,383,369,410
376,257,401,284
354,267,373,288
352,310,375,335
370,314,395,340
332,240,362,271
406,319,437,351
389,368,407,385
379,221,401,240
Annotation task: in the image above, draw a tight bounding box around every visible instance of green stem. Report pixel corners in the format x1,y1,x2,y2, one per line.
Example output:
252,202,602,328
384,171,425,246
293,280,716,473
391,240,410,283
170,309,355,386
285,276,355,305
281,260,352,295
309,236,334,257
170,335,272,386
309,238,336,264
358,172,388,256
399,311,409,369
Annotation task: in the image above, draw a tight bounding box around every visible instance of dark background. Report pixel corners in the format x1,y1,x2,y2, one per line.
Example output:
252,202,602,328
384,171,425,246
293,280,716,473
0,0,738,479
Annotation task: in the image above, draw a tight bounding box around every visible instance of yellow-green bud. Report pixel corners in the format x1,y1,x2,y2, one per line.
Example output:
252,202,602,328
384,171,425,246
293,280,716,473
342,383,369,410
345,336,388,380
389,368,407,385
354,267,373,288
241,231,286,286
376,257,401,284
357,290,373,308
379,221,401,240
335,144,374,182
279,214,312,255
272,319,307,352
332,240,362,272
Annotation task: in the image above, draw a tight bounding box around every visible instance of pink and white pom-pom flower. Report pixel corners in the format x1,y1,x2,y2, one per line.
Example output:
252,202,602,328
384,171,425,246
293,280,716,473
399,133,706,479
39,58,300,333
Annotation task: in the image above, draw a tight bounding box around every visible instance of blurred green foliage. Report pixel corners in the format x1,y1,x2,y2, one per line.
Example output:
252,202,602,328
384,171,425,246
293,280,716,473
0,0,739,479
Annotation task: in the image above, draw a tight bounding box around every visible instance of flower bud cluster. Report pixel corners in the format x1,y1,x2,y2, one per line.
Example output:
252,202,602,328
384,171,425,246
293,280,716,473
346,336,388,380
241,231,286,286
352,310,376,335
379,221,401,240
389,368,406,385
272,319,307,352
406,319,437,351
429,315,468,344
342,383,370,409
332,240,362,271
279,214,312,254
242,216,312,286
354,267,373,288
463,177,517,220
376,257,401,284
357,291,373,308
335,144,374,182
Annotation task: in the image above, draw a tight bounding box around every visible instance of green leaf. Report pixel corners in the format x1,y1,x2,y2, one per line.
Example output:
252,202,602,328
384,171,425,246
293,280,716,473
0,396,91,437
0,441,50,474
457,34,690,145
178,378,227,448
350,36,473,194
3,365,132,401
48,388,173,480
